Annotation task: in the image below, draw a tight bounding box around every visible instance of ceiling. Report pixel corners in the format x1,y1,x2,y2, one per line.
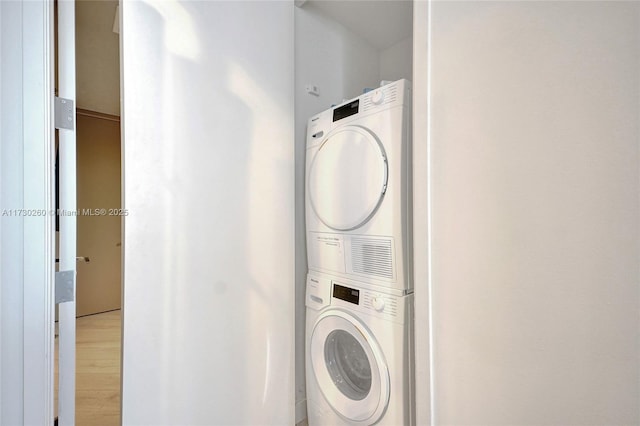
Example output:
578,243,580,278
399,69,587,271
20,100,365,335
303,0,413,50
75,0,412,116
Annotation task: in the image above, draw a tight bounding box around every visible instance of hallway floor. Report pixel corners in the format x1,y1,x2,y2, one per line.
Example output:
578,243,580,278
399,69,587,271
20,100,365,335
55,309,121,426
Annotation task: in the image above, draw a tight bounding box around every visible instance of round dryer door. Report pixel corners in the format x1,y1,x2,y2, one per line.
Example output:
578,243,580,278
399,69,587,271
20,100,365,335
310,310,390,424
308,126,388,231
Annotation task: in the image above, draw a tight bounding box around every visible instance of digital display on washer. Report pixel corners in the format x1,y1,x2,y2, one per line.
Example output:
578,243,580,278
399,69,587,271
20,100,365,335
333,283,359,305
333,100,359,122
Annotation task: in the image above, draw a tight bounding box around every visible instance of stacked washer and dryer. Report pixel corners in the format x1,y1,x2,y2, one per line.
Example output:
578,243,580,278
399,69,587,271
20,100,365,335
304,79,414,425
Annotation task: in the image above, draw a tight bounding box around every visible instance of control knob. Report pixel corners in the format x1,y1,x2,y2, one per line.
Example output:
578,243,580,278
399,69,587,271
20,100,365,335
371,296,385,312
371,89,384,105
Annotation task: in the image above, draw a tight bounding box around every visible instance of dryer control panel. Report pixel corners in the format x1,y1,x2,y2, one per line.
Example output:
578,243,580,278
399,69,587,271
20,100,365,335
306,78,411,150
360,83,401,114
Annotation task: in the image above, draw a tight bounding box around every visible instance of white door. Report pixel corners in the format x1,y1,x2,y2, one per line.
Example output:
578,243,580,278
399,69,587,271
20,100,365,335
56,0,77,424
310,310,390,424
120,1,295,423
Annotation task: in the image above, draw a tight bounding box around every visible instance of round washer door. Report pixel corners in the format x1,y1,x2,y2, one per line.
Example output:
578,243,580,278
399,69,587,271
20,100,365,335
310,310,390,424
308,126,388,231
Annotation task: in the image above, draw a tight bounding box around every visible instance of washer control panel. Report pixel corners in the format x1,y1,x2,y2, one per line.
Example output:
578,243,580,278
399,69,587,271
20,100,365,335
361,291,399,318
306,272,409,323
332,281,405,323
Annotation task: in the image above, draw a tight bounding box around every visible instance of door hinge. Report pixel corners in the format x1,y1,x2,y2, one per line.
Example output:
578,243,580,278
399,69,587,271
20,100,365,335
54,96,75,130
55,270,75,304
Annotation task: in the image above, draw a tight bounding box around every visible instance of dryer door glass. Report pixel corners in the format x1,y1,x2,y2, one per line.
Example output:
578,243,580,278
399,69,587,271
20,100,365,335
308,126,387,231
324,330,372,401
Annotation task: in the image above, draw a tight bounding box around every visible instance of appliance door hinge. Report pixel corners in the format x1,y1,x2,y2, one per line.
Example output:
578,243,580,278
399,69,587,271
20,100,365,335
54,96,75,130
55,270,75,304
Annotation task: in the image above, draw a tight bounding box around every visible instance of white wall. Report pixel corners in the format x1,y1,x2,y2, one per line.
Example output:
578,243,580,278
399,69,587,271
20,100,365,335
121,1,294,424
412,1,430,424
380,36,413,83
294,4,380,421
430,1,640,424
0,1,2,413
76,0,120,115
295,3,380,107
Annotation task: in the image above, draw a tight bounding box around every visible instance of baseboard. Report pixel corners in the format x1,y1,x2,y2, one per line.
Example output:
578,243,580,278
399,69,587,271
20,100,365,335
295,398,307,424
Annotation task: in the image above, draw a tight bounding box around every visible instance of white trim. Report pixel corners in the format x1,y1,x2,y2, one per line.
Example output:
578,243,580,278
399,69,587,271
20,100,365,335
57,0,77,424
0,1,3,421
118,0,126,419
413,0,432,425
0,0,55,423
0,2,25,422
22,0,55,424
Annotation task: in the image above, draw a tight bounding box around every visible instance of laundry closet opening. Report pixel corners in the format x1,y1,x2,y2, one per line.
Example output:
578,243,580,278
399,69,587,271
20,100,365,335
293,1,414,424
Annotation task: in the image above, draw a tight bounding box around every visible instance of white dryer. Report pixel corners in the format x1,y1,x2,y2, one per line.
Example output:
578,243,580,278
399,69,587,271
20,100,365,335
305,272,414,425
305,79,412,293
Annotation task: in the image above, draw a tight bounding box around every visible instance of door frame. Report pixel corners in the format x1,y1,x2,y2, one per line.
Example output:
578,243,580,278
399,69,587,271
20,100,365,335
0,0,55,424
412,1,432,425
4,0,432,424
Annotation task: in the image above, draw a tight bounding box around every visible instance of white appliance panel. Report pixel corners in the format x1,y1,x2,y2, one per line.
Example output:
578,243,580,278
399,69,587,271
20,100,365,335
305,272,414,425
305,79,412,292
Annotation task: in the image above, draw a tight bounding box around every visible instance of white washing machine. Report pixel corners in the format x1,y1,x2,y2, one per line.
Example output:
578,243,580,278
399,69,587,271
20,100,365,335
305,79,412,294
305,272,414,425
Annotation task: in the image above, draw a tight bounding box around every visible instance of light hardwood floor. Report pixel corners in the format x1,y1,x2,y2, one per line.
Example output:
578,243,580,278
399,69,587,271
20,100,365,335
55,309,121,426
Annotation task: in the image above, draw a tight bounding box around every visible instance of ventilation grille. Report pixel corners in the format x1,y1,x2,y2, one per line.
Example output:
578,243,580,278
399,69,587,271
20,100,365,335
351,238,394,279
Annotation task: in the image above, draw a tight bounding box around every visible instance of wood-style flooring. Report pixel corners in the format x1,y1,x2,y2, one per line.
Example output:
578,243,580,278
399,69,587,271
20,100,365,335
55,309,121,426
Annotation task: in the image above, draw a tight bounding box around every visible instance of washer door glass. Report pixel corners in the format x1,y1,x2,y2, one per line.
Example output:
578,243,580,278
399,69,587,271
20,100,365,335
308,126,387,231
325,330,372,401
311,311,390,424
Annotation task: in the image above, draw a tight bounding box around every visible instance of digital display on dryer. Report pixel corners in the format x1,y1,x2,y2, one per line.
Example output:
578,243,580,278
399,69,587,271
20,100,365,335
333,283,359,305
333,100,359,122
